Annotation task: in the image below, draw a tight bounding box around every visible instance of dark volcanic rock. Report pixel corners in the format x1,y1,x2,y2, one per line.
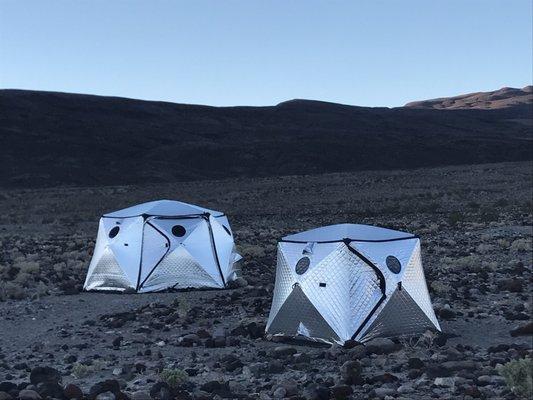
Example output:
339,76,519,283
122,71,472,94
272,346,298,358
303,384,330,400
340,360,362,385
149,383,172,400
63,384,83,399
330,384,352,400
498,278,524,293
18,390,41,400
510,322,533,336
199,381,231,397
364,338,399,354
29,367,61,385
89,380,121,399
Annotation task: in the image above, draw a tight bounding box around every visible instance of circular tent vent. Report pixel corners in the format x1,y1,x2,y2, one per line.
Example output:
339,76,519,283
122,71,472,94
295,257,310,275
171,225,186,237
108,226,120,238
386,256,402,274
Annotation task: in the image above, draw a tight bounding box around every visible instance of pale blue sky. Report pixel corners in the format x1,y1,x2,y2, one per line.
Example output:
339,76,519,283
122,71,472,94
0,0,531,106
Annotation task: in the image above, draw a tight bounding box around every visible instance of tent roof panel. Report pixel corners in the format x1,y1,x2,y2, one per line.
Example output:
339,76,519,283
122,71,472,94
282,223,415,242
103,200,223,218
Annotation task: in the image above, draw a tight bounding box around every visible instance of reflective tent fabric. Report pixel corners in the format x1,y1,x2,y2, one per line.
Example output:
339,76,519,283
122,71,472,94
83,200,240,293
103,199,224,218
282,223,416,243
266,223,440,344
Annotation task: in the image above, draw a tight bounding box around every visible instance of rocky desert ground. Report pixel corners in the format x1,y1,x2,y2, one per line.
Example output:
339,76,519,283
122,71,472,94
0,161,531,400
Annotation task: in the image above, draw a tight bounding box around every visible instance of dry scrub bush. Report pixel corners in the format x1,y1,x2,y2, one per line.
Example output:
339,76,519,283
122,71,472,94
159,368,188,388
13,260,40,275
238,244,266,258
498,358,533,399
0,282,25,301
430,281,450,296
399,331,436,353
510,238,532,253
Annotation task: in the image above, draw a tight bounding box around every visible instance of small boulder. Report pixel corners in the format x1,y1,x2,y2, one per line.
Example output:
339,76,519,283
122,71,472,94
95,392,115,400
510,321,533,337
131,391,151,400
408,357,425,369
497,278,523,293
434,377,456,388
330,384,352,399
199,381,232,397
364,338,399,355
89,380,120,399
340,360,362,385
64,384,84,399
18,390,41,400
29,367,61,386
272,346,297,358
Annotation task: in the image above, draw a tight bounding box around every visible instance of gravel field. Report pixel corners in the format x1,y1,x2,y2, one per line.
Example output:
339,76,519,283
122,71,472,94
0,161,531,399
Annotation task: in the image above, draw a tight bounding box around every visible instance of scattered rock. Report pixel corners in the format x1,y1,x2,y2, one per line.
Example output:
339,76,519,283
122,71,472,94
510,321,533,336
434,377,456,388
131,391,151,400
364,338,399,354
18,390,41,400
29,367,61,385
272,346,297,358
330,384,352,399
340,360,362,385
64,384,84,399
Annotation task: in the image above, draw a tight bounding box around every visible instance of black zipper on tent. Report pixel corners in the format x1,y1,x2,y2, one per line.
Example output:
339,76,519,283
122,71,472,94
135,222,146,292
342,239,388,341
205,213,226,288
351,294,387,340
280,235,418,244
137,220,172,290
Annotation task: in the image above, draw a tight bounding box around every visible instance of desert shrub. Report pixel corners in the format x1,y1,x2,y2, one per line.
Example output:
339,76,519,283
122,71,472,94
159,368,188,388
467,201,480,209
454,254,481,271
14,260,40,274
479,207,499,223
177,298,190,318
71,363,94,378
498,358,532,399
493,198,509,207
238,244,266,258
497,239,510,248
0,282,25,301
476,243,494,254
510,238,532,253
448,211,465,225
422,202,440,213
13,272,32,285
430,281,450,296
399,330,436,352
71,360,105,378
34,281,49,299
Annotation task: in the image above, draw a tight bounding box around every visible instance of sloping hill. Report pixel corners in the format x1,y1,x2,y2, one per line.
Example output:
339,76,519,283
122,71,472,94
0,88,531,188
405,86,532,110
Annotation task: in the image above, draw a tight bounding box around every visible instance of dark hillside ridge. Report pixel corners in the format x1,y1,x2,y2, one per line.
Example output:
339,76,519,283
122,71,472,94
0,87,531,188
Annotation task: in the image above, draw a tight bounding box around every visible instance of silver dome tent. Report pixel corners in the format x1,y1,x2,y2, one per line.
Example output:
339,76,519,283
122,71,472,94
84,200,242,292
265,223,440,344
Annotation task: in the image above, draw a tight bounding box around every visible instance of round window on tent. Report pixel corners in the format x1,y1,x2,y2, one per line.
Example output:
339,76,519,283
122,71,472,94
295,257,310,275
108,226,120,238
171,225,186,237
386,256,402,274
222,225,232,236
